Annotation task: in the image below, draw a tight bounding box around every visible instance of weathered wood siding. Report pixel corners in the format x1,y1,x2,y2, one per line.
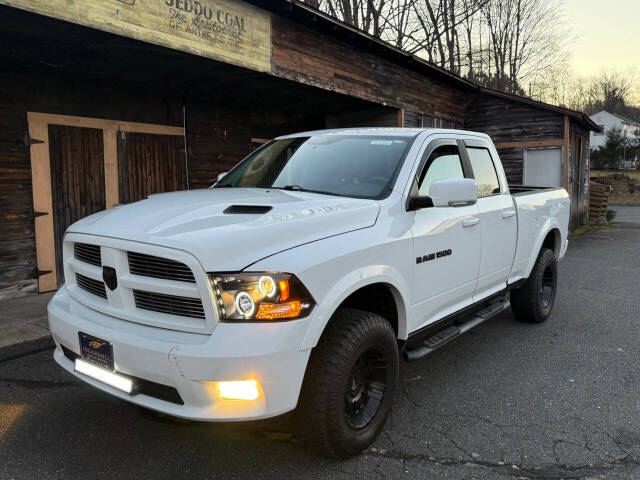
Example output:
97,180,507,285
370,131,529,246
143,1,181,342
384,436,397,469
271,16,467,125
465,94,564,185
466,93,591,228
495,148,524,184
0,65,183,299
568,119,590,227
0,103,35,298
465,94,564,143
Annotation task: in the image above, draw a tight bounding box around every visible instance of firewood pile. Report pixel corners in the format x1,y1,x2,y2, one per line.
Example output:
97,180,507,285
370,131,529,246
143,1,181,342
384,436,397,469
589,181,613,225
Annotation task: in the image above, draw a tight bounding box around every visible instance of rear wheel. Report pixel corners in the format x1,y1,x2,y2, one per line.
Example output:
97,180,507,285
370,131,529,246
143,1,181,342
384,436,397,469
510,247,558,323
295,308,399,457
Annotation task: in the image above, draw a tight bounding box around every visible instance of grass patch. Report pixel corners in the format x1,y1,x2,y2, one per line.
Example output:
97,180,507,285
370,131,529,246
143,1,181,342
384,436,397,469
591,170,640,179
570,224,623,237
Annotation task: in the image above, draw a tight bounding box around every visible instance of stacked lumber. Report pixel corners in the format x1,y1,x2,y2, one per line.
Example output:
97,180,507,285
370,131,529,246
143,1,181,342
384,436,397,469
589,181,613,225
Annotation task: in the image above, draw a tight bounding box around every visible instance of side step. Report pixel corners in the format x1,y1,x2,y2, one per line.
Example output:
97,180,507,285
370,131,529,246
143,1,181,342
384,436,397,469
403,298,510,361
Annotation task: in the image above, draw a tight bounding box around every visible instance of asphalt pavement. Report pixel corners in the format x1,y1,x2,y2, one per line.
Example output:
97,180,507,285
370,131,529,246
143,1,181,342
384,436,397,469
610,205,640,224
1,222,639,479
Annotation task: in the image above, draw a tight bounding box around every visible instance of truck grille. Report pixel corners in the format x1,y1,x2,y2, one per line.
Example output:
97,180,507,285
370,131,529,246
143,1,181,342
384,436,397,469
75,273,107,299
74,243,101,266
127,252,195,283
133,290,205,319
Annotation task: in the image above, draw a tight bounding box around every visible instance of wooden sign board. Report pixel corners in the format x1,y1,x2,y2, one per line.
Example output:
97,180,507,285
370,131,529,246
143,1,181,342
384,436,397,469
1,0,271,73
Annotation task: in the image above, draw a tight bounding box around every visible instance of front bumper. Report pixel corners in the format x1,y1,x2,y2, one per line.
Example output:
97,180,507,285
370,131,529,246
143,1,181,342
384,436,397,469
48,286,312,421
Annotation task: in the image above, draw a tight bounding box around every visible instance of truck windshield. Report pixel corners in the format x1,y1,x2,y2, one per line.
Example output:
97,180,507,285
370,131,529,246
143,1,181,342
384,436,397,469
214,135,413,199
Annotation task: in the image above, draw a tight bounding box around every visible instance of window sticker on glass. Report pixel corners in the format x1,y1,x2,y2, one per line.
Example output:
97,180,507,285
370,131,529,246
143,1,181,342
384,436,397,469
370,140,393,145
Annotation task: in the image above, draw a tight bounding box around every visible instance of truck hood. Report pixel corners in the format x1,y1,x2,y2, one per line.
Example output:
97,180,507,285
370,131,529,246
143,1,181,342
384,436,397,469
68,188,380,271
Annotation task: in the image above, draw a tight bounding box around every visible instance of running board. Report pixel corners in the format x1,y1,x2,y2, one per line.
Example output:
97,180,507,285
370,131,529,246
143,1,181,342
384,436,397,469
403,298,510,361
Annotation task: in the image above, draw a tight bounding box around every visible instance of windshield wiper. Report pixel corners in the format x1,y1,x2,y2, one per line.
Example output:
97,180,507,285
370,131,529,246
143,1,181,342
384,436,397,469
275,185,340,197
214,183,234,188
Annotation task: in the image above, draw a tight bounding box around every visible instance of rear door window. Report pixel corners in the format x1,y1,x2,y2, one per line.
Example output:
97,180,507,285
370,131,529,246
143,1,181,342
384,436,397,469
467,148,500,197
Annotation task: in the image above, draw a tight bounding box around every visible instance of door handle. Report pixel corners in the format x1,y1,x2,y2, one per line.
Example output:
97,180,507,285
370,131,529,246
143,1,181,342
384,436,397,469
462,217,480,228
501,209,516,219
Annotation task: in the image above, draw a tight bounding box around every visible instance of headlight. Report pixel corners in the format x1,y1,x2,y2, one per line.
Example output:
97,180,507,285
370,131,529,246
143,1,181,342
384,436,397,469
208,272,315,321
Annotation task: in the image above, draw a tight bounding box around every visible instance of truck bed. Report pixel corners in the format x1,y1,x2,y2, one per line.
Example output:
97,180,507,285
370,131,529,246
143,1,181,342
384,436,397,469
508,186,570,285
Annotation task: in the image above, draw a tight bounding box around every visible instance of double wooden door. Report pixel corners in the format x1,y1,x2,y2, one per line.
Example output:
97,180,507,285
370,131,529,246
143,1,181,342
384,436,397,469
29,113,185,290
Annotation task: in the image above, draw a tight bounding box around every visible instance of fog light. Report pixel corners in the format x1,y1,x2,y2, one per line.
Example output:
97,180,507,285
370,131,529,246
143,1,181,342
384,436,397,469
216,380,260,401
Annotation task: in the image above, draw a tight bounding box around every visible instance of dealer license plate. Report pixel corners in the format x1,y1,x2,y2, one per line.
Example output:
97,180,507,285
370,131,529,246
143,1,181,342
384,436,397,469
78,332,114,371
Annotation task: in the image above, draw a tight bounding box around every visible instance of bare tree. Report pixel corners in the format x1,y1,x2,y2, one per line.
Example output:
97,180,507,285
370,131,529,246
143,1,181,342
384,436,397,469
479,0,567,93
319,0,388,37
317,0,570,96
380,0,420,50
303,0,323,8
594,70,635,113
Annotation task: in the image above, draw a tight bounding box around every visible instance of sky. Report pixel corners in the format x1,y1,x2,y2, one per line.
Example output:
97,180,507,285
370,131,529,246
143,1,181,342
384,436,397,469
565,0,640,77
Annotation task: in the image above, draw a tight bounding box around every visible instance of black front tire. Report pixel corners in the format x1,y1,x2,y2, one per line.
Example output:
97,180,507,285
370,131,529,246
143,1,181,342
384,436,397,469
510,247,558,323
295,308,399,458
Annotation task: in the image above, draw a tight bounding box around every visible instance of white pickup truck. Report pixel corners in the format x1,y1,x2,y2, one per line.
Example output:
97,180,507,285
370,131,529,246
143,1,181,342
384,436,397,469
48,128,569,457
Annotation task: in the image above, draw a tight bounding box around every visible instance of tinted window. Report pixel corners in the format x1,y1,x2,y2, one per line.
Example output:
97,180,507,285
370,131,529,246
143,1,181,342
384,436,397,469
215,135,412,199
418,145,464,196
467,148,500,197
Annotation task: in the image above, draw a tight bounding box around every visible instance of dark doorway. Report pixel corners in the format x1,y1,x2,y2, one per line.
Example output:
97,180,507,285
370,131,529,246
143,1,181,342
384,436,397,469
49,124,105,285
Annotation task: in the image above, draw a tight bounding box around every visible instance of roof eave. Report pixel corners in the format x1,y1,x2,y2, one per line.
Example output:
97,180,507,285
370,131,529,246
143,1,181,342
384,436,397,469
247,0,600,132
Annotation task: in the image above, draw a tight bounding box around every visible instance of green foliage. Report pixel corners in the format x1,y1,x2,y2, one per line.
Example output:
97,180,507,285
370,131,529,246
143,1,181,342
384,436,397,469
591,128,638,169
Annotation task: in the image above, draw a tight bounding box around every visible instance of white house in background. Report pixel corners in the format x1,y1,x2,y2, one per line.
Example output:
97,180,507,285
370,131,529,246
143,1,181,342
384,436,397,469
589,110,639,149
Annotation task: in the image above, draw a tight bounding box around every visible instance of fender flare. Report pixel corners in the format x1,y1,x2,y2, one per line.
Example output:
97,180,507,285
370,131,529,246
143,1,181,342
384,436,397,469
300,265,410,350
523,219,562,279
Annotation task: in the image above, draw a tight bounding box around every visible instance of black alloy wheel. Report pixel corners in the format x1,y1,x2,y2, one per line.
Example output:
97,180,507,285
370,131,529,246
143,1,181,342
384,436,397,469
344,346,388,430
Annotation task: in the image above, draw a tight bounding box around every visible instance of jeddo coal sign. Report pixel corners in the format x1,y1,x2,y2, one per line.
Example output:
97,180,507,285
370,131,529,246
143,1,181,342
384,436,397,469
165,0,248,39
3,0,272,72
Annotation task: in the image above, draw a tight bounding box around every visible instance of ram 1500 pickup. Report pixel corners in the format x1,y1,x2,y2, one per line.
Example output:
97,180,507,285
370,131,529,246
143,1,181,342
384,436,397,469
48,128,570,457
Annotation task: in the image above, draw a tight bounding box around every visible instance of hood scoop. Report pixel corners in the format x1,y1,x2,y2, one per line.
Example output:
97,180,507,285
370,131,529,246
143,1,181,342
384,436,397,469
223,205,273,214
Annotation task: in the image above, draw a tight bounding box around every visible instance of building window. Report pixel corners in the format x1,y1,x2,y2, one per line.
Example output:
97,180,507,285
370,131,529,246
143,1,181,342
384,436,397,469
420,115,461,129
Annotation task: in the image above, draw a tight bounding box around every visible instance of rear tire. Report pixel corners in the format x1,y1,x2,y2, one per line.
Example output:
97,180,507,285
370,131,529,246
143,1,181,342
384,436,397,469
295,308,399,458
510,247,558,323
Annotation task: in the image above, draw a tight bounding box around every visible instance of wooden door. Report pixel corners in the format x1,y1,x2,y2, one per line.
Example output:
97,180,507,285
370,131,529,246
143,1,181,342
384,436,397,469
48,124,105,285
118,132,187,204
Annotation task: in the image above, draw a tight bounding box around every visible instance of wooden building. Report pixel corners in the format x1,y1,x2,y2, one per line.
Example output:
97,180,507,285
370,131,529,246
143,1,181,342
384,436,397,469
0,0,598,300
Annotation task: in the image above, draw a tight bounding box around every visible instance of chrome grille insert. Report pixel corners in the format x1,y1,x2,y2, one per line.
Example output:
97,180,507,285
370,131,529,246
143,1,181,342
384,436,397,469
74,243,101,267
128,252,196,283
75,273,107,299
133,290,205,319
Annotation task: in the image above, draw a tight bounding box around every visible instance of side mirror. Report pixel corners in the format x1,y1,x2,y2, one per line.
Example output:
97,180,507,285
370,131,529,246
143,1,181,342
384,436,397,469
216,171,228,183
429,178,478,207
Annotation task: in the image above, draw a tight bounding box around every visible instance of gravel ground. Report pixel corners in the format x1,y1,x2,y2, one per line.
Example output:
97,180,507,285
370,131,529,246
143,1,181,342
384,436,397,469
1,223,639,479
